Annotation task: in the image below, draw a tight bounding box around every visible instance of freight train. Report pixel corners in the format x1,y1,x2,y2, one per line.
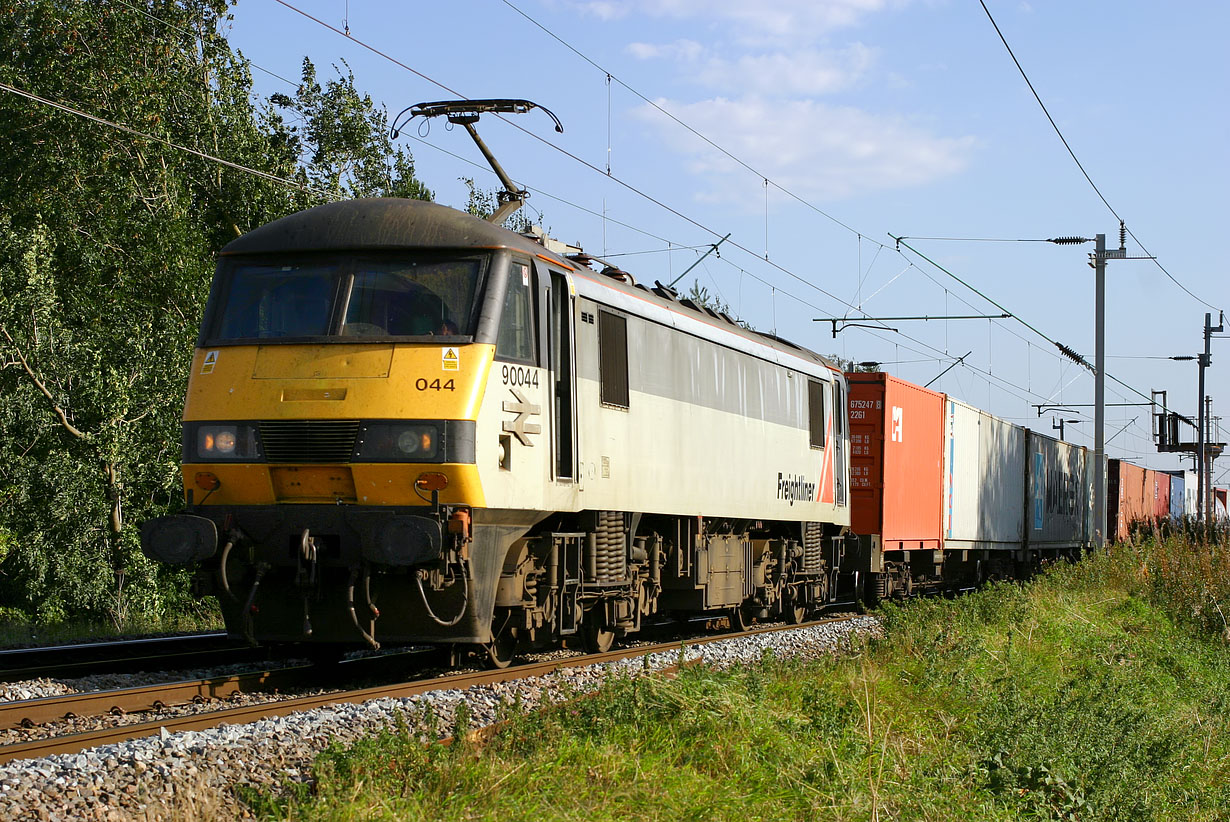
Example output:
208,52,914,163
141,198,853,666
140,196,1181,663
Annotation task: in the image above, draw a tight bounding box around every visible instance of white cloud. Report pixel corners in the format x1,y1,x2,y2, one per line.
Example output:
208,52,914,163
575,0,900,41
695,45,877,96
574,1,626,21
626,39,704,61
636,96,977,202
627,41,876,96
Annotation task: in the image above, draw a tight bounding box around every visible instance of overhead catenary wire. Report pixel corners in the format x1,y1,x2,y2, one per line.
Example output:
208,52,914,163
111,0,1190,433
47,0,1160,457
266,0,1160,441
894,237,1157,406
894,236,1056,243
270,2,914,327
117,0,1147,424
0,81,329,199
978,0,1220,313
272,0,851,303
487,0,1177,416
497,0,867,240
1,11,1159,466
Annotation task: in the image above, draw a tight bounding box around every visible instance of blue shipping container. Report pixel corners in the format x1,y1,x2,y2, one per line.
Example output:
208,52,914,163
1168,472,1186,522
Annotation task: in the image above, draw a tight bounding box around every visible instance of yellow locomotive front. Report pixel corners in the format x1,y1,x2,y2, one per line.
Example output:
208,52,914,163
141,199,540,652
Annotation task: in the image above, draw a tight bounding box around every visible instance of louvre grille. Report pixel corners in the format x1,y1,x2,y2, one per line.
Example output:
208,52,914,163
259,420,359,463
598,310,629,408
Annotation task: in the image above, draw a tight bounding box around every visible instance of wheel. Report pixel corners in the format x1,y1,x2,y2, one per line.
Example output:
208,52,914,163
731,605,752,632
581,616,616,654
784,590,807,625
485,629,517,669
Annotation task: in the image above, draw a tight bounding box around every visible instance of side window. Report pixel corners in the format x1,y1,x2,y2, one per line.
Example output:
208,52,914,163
495,262,535,363
834,379,845,435
598,310,629,408
808,379,826,448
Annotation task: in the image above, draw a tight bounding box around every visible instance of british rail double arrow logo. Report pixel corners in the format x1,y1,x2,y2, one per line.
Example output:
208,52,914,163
502,388,542,446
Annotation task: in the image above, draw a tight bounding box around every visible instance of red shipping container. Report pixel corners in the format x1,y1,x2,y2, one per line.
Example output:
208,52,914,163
1151,470,1170,524
847,373,945,550
1108,459,1150,542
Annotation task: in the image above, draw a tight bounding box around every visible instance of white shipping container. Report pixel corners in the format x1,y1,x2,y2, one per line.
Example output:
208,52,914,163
1184,469,1198,517
943,397,1026,549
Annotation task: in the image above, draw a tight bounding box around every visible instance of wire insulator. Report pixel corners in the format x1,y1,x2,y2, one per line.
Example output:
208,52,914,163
1055,342,1084,363
1048,236,1091,245
1055,342,1094,372
1119,220,1126,250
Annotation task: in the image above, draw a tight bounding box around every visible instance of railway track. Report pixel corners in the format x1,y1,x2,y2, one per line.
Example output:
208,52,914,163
0,616,861,766
0,633,259,683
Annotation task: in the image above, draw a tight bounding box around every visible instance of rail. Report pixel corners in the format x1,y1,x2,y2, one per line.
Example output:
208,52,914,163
0,616,860,766
0,633,253,683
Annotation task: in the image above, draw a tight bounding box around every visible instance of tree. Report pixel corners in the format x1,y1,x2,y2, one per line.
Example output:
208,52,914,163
687,279,751,329
0,0,430,625
460,177,537,234
828,356,880,373
268,59,433,202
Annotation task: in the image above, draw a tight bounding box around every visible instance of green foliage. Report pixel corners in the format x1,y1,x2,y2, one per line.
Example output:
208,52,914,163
686,279,728,314
1133,528,1230,639
268,59,433,202
828,354,880,372
687,279,752,328
0,0,429,626
459,177,535,234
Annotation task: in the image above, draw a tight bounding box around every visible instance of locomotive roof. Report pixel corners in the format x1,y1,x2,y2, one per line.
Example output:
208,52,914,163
221,198,839,374
220,198,549,258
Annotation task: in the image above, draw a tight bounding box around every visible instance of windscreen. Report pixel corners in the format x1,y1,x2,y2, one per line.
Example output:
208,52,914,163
207,253,487,341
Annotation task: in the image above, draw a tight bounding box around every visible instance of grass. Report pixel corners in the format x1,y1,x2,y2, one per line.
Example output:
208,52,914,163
1125,524,1230,639
247,536,1230,820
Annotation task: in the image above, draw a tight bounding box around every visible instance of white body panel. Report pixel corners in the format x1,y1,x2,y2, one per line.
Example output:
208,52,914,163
473,264,850,528
570,378,844,521
474,362,560,514
943,397,1025,549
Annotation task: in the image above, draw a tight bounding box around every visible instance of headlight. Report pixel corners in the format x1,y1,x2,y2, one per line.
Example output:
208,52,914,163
356,423,441,461
195,424,260,460
396,429,435,456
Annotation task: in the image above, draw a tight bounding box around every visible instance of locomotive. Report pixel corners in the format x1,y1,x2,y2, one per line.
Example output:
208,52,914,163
141,197,855,666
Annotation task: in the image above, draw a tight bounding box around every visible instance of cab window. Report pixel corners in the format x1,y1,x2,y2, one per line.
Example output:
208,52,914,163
215,263,336,339
208,252,486,341
496,262,535,363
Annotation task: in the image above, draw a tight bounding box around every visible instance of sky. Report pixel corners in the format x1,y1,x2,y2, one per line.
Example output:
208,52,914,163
223,0,1228,479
